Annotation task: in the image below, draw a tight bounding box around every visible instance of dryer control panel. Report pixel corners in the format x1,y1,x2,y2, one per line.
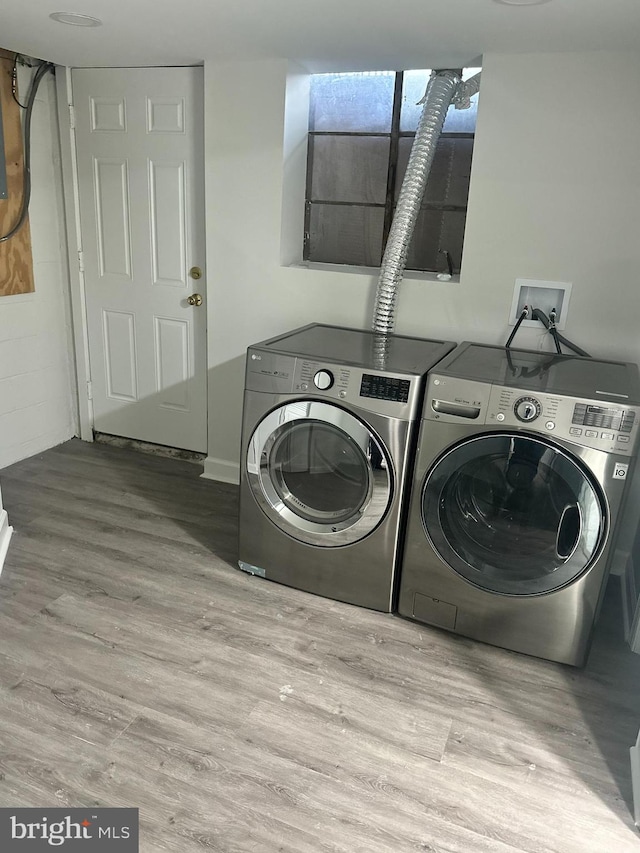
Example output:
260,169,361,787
294,359,421,418
246,348,424,419
426,374,640,456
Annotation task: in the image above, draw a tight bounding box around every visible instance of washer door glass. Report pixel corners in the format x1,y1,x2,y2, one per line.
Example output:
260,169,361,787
247,401,393,547
422,433,607,595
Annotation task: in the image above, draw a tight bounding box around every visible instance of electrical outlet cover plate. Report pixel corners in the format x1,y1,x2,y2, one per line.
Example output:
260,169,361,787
509,278,572,330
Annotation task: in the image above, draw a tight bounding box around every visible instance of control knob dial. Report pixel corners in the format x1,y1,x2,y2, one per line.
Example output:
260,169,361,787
313,369,334,391
514,396,541,423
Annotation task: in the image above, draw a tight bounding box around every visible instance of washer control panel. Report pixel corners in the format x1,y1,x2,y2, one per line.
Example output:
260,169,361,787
426,374,640,456
490,386,639,454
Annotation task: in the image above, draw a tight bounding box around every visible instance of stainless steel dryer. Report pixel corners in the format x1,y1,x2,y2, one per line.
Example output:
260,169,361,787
398,342,640,665
238,324,455,612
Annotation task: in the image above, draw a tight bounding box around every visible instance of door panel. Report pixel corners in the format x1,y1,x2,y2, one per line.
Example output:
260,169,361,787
154,317,190,409
90,97,126,131
73,67,207,452
103,310,137,401
94,158,132,277
149,160,187,286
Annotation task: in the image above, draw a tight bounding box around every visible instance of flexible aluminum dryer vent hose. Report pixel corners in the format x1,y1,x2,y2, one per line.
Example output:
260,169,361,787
371,69,478,367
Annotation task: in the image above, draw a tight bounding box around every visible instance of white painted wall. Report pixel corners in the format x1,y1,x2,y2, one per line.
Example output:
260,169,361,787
203,50,640,482
0,69,77,471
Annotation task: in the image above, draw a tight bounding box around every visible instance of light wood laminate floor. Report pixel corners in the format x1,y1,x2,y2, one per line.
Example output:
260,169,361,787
0,439,639,852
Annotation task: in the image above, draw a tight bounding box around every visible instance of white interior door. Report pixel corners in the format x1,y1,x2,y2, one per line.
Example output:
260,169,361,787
73,67,207,452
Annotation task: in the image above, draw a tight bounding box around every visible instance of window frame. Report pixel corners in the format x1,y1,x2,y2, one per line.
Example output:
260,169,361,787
303,70,476,275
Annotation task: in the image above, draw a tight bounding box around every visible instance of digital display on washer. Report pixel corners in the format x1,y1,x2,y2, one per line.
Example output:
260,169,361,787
360,374,410,403
572,403,636,432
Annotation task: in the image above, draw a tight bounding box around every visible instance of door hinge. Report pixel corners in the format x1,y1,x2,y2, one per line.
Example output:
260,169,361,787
69,104,76,130
86,380,93,400
77,250,85,273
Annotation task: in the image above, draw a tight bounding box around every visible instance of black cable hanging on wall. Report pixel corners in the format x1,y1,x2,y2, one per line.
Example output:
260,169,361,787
530,308,591,357
505,305,529,349
505,304,590,358
0,56,54,244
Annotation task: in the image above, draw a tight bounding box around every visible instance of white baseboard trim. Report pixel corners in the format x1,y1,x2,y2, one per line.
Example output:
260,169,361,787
621,552,635,642
632,602,640,655
201,456,240,485
610,546,629,577
631,730,640,827
0,509,13,579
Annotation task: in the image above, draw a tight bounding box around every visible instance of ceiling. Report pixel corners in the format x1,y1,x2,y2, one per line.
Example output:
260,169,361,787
2,0,640,72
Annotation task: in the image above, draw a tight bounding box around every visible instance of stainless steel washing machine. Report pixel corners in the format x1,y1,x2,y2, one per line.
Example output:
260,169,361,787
398,342,640,665
238,324,455,612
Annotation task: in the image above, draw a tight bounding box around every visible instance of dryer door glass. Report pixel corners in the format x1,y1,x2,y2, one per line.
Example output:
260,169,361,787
270,421,369,524
422,433,607,595
247,401,393,547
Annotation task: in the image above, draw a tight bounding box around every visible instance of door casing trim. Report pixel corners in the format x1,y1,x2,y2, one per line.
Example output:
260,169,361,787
55,65,93,441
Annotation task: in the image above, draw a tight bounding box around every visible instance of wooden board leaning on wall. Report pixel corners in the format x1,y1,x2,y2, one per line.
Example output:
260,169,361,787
0,48,35,296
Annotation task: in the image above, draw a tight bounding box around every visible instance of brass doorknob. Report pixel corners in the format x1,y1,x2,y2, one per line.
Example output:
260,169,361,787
187,293,203,307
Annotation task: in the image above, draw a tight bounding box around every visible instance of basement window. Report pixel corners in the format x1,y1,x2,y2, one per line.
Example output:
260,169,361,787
304,68,479,275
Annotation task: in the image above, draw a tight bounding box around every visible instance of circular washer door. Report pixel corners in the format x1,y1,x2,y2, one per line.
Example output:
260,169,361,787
422,433,608,595
246,401,393,547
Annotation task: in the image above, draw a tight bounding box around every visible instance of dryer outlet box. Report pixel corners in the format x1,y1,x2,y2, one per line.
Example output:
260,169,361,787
509,279,572,330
